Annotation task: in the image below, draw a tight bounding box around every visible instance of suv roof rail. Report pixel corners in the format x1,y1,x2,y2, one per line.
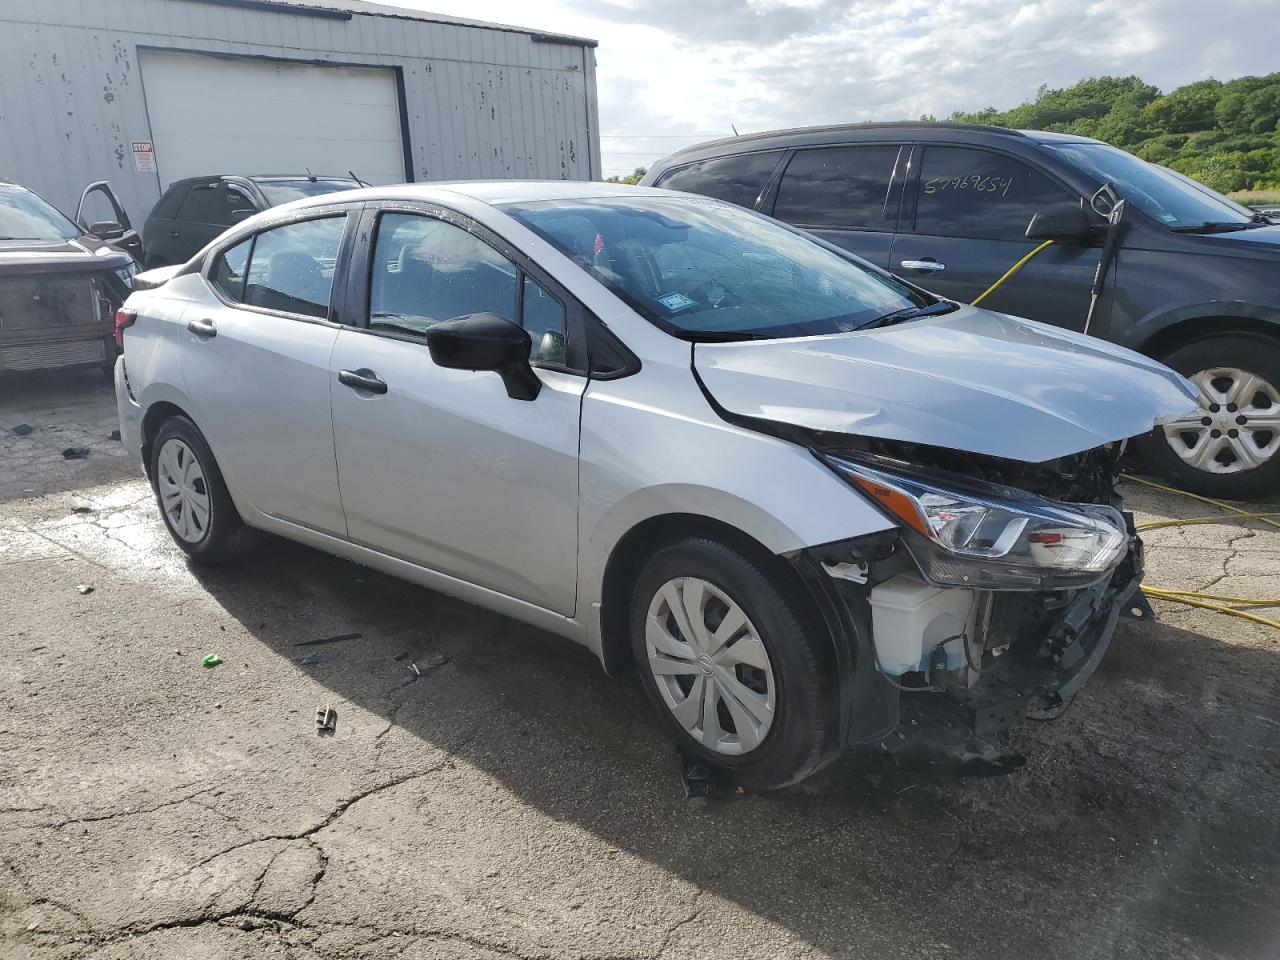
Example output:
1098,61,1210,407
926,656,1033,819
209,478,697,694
668,121,1029,159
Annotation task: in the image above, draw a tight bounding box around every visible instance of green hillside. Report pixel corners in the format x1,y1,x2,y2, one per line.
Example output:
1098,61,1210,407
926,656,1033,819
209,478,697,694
943,74,1280,200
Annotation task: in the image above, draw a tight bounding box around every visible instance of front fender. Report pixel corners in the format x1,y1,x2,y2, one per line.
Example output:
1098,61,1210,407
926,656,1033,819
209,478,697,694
1126,299,1280,354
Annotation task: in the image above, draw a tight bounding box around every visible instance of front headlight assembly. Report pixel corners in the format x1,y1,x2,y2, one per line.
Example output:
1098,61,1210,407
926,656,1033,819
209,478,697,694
823,454,1127,589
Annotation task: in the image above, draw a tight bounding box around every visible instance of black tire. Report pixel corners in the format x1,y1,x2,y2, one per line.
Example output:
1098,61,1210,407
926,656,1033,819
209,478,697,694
1137,334,1280,500
149,415,258,563
628,538,840,790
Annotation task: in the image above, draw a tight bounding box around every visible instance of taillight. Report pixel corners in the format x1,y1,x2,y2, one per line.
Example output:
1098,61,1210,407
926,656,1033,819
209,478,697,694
114,307,137,348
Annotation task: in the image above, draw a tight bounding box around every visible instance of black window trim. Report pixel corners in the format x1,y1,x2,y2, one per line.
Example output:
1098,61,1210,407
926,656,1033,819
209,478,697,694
766,140,911,234
202,204,359,327
349,201,591,377
900,141,1092,241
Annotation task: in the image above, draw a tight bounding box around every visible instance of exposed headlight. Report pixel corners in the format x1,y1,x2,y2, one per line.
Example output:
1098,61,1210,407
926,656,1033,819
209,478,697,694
823,454,1127,589
115,264,138,286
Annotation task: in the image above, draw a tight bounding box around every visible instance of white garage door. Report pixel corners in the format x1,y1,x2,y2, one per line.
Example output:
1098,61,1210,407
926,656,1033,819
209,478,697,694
140,50,406,188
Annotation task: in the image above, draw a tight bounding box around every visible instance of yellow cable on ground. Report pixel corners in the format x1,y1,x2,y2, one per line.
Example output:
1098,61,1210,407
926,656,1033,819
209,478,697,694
1122,473,1280,630
970,240,1055,306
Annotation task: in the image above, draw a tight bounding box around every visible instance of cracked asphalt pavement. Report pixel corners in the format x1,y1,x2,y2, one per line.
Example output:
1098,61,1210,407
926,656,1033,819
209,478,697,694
2,370,1279,959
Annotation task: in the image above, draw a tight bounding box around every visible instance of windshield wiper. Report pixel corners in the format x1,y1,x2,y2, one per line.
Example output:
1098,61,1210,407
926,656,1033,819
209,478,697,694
1170,220,1267,234
674,329,770,343
856,300,958,330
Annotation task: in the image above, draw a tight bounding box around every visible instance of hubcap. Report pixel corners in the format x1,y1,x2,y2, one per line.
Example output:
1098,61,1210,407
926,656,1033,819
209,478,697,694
1162,366,1280,474
644,577,776,756
156,438,211,543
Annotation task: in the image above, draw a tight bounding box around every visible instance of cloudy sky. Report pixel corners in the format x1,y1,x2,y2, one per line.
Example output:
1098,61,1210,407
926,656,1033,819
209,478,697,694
397,0,1279,178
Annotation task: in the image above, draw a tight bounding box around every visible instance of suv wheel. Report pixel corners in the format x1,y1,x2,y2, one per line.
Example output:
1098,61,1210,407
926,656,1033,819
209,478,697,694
1139,335,1280,500
149,416,258,563
628,538,840,789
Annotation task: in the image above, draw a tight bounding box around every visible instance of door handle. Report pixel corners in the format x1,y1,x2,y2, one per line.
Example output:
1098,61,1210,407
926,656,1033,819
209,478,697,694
186,317,217,338
338,368,388,395
899,259,946,272
169,230,181,238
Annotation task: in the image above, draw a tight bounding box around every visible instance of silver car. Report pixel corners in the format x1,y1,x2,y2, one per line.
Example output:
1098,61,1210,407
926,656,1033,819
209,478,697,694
114,182,1195,788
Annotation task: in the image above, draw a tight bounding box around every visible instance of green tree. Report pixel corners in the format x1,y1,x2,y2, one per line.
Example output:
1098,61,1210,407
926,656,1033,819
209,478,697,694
605,166,647,185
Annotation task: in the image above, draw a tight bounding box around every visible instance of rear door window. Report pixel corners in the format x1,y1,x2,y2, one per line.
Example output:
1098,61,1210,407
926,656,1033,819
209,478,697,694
655,151,784,210
912,146,1077,240
151,184,188,220
772,145,903,230
242,216,346,319
179,181,249,227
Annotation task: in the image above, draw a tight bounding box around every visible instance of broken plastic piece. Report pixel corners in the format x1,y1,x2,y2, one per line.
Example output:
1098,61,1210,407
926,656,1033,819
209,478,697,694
108,429,121,441
61,447,91,460
294,631,361,647
75,584,94,595
295,652,322,666
315,704,337,735
675,747,743,800
11,423,34,436
200,653,224,668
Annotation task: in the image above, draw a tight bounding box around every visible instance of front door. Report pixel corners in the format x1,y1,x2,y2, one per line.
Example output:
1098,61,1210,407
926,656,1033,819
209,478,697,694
179,212,351,535
329,208,585,615
764,143,907,269
891,144,1101,330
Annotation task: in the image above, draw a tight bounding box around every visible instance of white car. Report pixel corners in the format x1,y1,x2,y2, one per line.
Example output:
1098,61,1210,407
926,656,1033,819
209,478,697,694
114,182,1195,788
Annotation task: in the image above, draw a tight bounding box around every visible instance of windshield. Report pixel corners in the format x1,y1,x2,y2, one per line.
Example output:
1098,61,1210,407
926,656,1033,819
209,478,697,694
1047,142,1254,229
255,179,360,206
0,184,81,241
502,196,926,340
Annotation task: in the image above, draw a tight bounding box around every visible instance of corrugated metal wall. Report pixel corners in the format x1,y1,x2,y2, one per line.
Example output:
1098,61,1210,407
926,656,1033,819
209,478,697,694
0,0,600,225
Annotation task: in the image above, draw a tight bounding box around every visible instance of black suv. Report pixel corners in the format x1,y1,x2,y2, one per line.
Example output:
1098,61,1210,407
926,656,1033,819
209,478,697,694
643,123,1280,499
142,175,360,269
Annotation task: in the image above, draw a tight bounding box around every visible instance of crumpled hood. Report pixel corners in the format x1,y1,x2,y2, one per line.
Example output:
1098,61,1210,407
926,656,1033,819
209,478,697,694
694,306,1199,463
0,236,132,277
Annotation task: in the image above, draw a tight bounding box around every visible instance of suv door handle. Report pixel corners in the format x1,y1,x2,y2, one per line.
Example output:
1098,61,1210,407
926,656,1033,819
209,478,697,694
338,368,388,395
899,259,945,272
186,318,217,338
169,230,181,238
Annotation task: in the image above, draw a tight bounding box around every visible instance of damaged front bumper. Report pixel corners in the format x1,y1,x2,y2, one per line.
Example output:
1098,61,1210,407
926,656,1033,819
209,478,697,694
792,513,1148,774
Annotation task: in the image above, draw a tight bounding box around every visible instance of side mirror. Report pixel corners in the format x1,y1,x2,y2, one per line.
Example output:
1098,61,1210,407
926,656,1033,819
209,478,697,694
1026,204,1094,243
88,220,125,241
425,312,541,401
229,208,256,224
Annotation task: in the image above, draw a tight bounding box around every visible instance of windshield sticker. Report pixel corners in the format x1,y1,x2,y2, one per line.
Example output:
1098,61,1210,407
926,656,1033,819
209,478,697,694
1159,212,1179,223
656,292,696,312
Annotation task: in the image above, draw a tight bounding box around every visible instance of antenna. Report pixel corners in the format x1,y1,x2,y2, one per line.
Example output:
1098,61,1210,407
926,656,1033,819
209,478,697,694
305,167,317,182
348,170,368,187
731,124,740,137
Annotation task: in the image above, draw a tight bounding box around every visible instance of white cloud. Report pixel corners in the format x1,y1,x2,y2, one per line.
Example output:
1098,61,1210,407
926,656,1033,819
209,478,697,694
393,0,1280,176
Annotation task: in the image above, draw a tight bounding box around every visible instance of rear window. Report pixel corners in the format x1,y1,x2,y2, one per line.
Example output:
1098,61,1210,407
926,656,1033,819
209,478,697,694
151,184,188,220
655,151,783,210
0,184,80,241
255,179,360,207
773,145,903,230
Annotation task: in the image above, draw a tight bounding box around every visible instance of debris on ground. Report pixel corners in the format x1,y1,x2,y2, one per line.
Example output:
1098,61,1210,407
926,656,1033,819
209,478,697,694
315,704,337,735
200,653,224,668
295,652,323,666
61,447,91,460
108,429,121,441
75,584,94,595
294,631,361,647
11,423,34,436
70,505,94,514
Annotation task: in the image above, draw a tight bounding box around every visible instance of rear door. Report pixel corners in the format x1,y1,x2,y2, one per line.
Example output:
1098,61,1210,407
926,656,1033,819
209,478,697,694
763,143,907,268
892,144,1100,329
171,180,258,263
328,204,586,615
179,210,354,535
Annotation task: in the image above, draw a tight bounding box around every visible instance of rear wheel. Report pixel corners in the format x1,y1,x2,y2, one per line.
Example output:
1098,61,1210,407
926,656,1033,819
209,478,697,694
1138,334,1280,500
149,416,257,563
629,538,840,790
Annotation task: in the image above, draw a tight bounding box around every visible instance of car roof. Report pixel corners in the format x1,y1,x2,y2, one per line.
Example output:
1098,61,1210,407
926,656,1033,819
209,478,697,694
284,180,682,210
657,122,1106,164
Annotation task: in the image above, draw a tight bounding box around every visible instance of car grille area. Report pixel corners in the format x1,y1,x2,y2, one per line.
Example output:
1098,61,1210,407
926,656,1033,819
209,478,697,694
0,338,108,371
0,274,111,371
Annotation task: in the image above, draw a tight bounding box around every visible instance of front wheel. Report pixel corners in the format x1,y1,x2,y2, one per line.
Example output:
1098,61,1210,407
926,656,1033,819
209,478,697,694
1138,334,1280,500
628,538,840,790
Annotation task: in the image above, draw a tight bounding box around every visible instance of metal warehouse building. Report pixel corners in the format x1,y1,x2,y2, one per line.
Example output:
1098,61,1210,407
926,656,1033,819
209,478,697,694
0,0,600,226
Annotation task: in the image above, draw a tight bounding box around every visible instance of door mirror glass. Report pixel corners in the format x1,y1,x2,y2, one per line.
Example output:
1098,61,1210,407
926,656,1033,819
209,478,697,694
89,220,125,240
1026,203,1094,243
425,312,541,401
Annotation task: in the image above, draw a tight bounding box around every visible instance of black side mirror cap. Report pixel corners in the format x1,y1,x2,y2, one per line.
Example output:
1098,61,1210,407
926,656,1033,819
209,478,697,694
1026,204,1094,243
88,220,125,241
425,312,541,401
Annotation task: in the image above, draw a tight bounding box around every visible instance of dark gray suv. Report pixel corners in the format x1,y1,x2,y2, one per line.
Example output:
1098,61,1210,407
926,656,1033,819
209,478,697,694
642,123,1280,499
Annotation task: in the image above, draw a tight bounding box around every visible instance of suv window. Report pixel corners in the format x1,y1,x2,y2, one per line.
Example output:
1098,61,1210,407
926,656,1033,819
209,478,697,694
209,236,252,301
152,184,188,220
913,146,1076,240
179,181,253,227
773,145,902,230
243,216,346,319
369,213,519,339
655,151,783,210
